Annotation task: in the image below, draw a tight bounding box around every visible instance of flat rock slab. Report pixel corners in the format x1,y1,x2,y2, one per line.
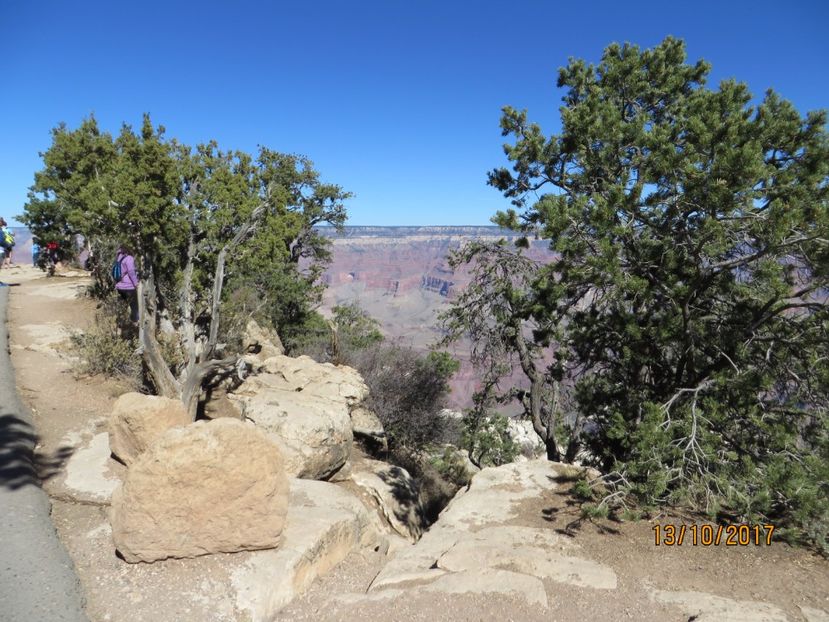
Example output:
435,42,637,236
231,478,380,621
801,606,829,622
650,589,790,622
334,568,548,611
421,568,548,608
439,459,568,529
25,280,89,299
12,322,70,358
436,525,616,589
62,432,122,503
369,460,617,599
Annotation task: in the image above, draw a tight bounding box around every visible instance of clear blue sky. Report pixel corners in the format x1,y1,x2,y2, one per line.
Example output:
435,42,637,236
1,0,827,226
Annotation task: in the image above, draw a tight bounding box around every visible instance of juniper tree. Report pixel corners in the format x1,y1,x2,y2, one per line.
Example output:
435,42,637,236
23,115,349,416
452,37,829,548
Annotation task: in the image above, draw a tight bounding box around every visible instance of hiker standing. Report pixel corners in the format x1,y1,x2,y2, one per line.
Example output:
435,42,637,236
0,218,14,267
114,245,139,323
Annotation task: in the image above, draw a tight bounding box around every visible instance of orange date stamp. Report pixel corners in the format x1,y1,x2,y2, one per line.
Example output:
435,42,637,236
653,523,775,546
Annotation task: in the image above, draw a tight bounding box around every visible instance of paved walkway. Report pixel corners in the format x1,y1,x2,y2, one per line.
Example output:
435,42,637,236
0,286,88,621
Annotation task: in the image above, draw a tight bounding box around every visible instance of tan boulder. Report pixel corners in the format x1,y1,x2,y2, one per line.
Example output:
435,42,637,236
255,354,368,405
243,319,284,361
352,459,426,542
229,355,369,480
229,385,353,480
350,405,384,435
107,392,191,465
110,418,289,563
350,406,387,452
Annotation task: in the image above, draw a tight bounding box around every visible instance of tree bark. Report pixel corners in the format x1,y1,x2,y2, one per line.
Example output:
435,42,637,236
139,264,180,399
181,356,237,420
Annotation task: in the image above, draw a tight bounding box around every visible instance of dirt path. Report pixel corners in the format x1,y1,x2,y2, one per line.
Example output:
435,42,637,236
7,269,829,622
0,269,87,622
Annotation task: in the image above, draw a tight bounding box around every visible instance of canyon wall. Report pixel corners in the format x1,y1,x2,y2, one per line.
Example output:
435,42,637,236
318,226,555,408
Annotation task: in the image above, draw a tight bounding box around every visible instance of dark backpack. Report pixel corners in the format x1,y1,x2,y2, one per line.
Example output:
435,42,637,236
111,256,123,282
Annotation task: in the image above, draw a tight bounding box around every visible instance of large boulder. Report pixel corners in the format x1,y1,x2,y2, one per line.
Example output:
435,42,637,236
110,418,289,563
229,355,369,479
258,354,369,405
107,392,191,466
351,459,426,542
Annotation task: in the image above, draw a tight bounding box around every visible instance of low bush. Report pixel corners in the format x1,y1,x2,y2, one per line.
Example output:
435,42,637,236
69,297,141,385
430,445,474,488
460,410,519,468
352,345,458,450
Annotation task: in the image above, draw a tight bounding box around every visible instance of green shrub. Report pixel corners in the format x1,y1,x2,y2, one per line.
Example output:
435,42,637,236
351,343,458,451
461,410,519,468
430,445,474,487
70,302,141,383
580,503,610,520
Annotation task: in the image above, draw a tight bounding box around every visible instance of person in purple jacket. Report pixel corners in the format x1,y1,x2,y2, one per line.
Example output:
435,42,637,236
114,245,139,323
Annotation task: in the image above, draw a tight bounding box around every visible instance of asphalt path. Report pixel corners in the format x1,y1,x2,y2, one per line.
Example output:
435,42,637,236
0,286,88,621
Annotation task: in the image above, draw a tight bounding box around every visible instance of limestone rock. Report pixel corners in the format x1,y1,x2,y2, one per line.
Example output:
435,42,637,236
801,606,829,622
255,354,368,405
352,459,426,542
229,355,369,479
229,382,353,480
423,568,548,609
350,405,384,436
110,418,289,563
370,460,617,595
350,406,387,453
231,478,380,619
62,432,122,503
107,392,191,466
436,525,616,589
243,319,284,361
650,589,789,622
506,417,546,459
440,460,566,529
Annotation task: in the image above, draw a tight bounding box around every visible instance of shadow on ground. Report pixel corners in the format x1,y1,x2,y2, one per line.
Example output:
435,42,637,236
0,413,74,491
540,472,622,537
378,465,427,533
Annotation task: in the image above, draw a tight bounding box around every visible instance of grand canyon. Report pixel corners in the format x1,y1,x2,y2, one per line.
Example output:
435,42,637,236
317,226,554,408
